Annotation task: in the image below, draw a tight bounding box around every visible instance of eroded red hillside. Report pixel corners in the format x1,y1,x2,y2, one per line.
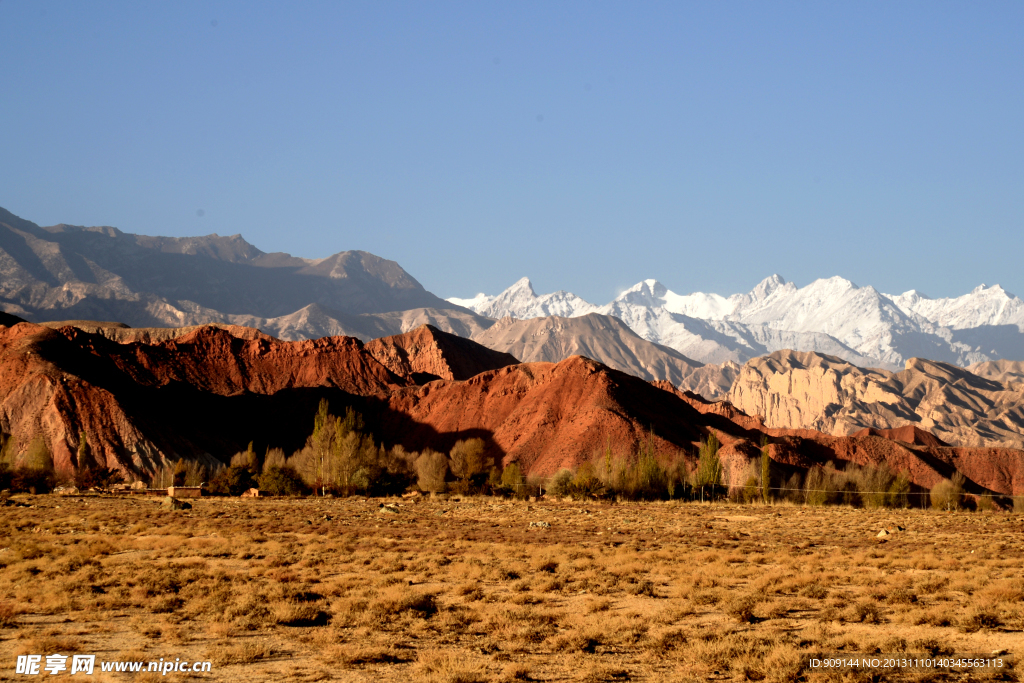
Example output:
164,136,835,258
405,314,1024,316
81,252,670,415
0,322,407,474
365,324,519,382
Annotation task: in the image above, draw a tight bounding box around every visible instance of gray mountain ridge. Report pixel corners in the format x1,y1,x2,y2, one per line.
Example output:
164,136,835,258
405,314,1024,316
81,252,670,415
0,206,491,341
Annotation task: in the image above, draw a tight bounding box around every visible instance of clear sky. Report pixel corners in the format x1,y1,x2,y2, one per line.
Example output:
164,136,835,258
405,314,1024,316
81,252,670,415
2,1,1022,303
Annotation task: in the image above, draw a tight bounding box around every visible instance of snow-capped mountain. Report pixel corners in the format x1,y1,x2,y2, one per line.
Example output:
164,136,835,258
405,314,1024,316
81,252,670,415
889,285,1024,330
448,277,599,320
448,276,1024,369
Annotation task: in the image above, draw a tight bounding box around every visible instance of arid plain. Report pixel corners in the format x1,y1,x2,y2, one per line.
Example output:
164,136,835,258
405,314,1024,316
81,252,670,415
2,494,1021,682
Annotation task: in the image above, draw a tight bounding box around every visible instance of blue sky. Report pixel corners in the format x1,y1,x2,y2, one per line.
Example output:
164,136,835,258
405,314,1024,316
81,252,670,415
2,1,1022,303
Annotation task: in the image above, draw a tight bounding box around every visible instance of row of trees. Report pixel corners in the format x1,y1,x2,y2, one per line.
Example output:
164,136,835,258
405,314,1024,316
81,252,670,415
199,401,501,497
1,415,1014,511
542,432,1012,510
546,432,724,502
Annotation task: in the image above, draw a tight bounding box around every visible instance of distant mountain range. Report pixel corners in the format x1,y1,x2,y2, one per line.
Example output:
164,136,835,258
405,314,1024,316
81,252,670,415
6,205,1024,455
450,275,1024,369
0,206,490,341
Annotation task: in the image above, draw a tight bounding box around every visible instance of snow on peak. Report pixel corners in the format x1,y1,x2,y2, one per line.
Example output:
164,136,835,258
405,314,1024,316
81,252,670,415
614,279,669,307
448,274,1024,368
507,276,537,296
749,274,787,302
887,282,1024,330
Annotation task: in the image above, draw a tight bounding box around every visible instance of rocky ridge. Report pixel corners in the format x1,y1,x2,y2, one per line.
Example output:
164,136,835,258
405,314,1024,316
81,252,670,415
726,350,1024,449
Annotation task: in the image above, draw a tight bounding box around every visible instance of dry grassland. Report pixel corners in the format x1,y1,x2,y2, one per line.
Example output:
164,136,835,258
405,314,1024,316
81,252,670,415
0,495,1021,682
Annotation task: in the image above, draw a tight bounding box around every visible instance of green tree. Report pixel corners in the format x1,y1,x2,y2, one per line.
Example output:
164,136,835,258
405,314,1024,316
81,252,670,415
760,436,771,504
887,470,911,508
208,465,257,496
500,461,525,497
548,469,574,498
310,399,335,495
694,432,723,501
258,465,308,496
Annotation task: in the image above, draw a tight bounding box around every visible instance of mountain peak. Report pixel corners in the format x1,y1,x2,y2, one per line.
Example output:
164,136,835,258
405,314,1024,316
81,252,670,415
614,279,667,306
749,274,787,301
506,277,537,296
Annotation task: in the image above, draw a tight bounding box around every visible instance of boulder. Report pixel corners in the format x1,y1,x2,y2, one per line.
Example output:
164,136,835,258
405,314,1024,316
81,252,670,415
161,496,192,510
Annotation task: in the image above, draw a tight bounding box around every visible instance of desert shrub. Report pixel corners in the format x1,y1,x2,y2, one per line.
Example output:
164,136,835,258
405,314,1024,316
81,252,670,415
73,465,124,490
207,465,257,496
738,475,760,504
977,494,996,512
0,602,21,627
0,461,11,491
258,466,308,496
959,608,1001,632
930,473,965,511
846,600,884,623
726,595,758,623
548,469,574,498
11,467,56,494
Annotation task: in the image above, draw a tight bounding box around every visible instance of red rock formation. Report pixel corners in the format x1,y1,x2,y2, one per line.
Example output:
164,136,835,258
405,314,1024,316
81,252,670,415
850,425,950,448
0,321,407,475
386,356,707,475
365,324,519,383
2,316,1023,496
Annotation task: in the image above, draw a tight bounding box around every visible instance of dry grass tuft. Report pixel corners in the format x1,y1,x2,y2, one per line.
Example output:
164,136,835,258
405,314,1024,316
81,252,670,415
0,601,22,627
207,640,271,665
